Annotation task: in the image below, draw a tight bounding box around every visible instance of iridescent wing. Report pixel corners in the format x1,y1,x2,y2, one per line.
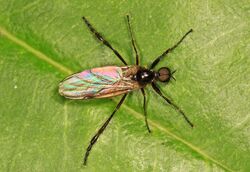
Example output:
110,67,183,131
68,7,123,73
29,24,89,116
59,66,141,99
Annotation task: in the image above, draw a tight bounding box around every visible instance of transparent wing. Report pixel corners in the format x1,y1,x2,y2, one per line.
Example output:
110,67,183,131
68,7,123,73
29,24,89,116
59,66,140,99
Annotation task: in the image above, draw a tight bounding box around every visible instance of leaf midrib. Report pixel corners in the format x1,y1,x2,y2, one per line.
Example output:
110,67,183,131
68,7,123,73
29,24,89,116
0,26,235,172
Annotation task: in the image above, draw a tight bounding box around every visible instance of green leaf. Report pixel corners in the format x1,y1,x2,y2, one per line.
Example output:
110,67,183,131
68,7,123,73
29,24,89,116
0,1,249,171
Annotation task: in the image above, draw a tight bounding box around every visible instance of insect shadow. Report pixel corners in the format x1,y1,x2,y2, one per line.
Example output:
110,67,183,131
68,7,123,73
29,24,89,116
59,15,193,165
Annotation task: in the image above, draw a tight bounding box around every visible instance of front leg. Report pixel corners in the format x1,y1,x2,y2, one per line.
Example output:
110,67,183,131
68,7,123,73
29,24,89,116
151,82,194,128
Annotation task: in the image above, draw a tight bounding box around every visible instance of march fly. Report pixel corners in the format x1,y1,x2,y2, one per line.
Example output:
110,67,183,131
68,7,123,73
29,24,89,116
59,15,193,165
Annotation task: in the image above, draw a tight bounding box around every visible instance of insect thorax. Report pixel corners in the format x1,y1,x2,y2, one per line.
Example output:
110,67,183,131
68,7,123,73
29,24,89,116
121,65,140,77
122,65,156,85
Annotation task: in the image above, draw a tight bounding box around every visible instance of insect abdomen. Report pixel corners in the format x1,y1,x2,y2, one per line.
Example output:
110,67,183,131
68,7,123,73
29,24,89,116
59,66,141,99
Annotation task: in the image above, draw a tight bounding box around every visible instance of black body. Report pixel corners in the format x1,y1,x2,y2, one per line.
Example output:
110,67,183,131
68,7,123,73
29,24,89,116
133,67,174,85
132,68,156,84
80,16,193,165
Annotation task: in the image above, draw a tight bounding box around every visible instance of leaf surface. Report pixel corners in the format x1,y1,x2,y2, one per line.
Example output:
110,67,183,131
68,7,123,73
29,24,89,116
0,1,249,171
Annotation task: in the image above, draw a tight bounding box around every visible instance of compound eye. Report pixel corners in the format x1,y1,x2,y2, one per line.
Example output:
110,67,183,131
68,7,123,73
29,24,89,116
158,67,170,82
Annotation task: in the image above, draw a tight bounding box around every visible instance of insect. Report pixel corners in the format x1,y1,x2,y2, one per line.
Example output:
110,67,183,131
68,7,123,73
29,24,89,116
59,15,193,165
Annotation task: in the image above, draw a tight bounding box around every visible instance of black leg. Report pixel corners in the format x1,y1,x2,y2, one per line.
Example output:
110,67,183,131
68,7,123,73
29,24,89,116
82,17,127,65
151,83,194,128
141,88,151,133
126,15,139,65
150,29,193,69
83,94,127,165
